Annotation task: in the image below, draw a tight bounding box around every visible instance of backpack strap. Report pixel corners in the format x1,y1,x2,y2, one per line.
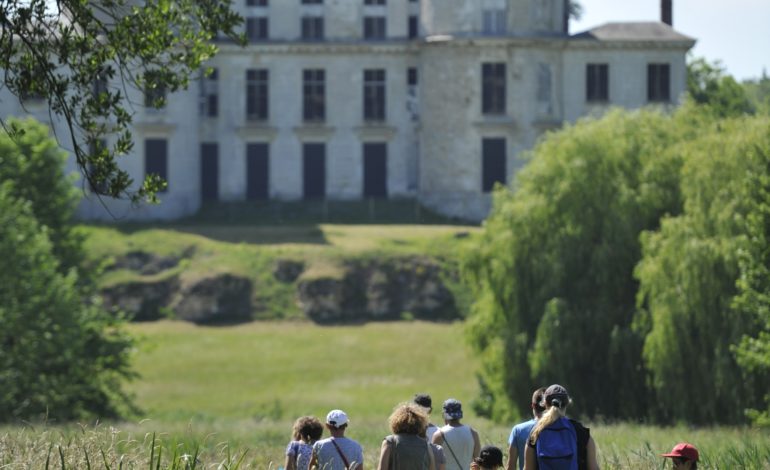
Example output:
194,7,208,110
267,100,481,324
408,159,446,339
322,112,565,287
331,438,351,470
569,419,590,470
437,430,464,470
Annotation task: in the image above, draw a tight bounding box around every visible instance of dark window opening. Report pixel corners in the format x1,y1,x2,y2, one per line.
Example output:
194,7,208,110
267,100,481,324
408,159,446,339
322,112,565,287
303,69,326,122
302,16,324,40
246,69,269,121
482,138,506,192
246,17,269,42
364,69,386,121
145,139,168,192
482,63,506,115
586,63,609,102
647,63,671,102
364,16,386,40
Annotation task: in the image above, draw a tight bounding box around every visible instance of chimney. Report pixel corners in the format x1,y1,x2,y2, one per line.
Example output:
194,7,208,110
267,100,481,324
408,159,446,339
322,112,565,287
661,0,672,26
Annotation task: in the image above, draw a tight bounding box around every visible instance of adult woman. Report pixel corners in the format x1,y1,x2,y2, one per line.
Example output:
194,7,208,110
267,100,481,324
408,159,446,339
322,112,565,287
285,416,324,470
523,385,599,470
378,403,437,470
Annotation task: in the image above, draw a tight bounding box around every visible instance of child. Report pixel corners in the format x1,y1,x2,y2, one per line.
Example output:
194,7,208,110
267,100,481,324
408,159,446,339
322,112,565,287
285,416,324,470
471,445,504,470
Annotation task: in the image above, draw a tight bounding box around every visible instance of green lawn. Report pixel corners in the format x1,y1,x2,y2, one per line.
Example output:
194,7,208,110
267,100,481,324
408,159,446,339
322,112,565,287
3,320,770,468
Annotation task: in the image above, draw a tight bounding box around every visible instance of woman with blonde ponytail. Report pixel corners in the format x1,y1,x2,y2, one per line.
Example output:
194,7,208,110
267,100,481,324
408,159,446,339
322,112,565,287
523,385,599,470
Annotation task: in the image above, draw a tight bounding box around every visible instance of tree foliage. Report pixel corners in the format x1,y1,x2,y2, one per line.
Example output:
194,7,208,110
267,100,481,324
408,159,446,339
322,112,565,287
0,0,242,202
636,116,770,424
743,72,770,116
463,105,770,424
687,57,755,117
0,119,134,422
0,118,82,272
463,108,693,421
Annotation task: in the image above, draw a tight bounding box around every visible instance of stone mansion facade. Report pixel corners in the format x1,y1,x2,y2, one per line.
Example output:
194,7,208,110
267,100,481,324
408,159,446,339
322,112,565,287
1,0,695,221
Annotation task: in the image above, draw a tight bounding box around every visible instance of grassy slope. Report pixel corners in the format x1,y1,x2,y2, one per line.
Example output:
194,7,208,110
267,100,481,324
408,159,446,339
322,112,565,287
82,223,479,319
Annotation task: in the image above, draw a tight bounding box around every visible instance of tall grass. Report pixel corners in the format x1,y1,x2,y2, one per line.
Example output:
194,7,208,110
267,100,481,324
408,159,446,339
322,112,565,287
3,422,770,469
4,320,769,468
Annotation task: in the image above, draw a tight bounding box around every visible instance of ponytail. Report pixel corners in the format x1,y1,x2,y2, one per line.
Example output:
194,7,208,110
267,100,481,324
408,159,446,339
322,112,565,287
529,404,565,445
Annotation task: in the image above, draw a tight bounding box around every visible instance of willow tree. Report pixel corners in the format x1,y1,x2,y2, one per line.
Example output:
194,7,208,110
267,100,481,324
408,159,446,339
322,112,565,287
463,108,695,421
637,115,770,424
0,0,242,201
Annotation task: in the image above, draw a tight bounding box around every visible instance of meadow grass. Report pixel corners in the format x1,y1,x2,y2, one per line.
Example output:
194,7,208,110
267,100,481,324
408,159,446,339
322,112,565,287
2,321,770,468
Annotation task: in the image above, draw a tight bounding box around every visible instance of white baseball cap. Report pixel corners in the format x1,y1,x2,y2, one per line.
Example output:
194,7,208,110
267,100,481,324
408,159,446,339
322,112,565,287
326,409,349,428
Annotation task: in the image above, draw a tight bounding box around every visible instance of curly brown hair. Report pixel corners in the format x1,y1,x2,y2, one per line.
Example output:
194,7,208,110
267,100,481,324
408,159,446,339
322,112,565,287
388,403,428,435
292,416,324,442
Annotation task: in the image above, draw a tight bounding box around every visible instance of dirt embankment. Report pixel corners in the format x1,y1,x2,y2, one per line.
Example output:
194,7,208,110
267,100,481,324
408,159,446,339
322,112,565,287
101,251,460,324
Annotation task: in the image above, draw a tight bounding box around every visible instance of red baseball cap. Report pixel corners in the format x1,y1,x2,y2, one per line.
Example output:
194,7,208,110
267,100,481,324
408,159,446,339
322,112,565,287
661,443,699,462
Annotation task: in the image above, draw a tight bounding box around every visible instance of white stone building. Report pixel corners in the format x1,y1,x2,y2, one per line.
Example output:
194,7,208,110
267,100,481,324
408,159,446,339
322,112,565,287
1,0,695,221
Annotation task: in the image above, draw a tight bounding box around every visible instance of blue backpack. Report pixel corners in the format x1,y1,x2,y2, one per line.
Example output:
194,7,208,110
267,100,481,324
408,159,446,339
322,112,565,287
535,417,578,470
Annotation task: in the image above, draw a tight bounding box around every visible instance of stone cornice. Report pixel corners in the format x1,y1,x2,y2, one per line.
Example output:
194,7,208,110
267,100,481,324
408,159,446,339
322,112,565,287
293,124,335,140
133,121,177,134
472,116,517,133
354,124,397,140
236,124,279,141
566,39,695,50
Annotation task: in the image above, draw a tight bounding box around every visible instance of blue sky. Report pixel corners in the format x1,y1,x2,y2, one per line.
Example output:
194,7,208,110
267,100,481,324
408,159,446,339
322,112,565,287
571,0,770,81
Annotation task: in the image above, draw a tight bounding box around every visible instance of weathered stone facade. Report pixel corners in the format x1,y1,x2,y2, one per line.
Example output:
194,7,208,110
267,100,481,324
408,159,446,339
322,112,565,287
0,0,694,221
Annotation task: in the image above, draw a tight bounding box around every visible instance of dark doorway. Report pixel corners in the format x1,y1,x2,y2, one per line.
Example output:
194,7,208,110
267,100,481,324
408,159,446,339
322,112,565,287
246,143,269,200
201,143,218,201
363,142,387,198
303,143,326,199
482,138,506,192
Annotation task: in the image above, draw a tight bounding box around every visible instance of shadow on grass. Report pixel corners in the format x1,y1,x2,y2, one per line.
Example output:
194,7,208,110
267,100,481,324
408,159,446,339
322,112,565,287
93,199,475,245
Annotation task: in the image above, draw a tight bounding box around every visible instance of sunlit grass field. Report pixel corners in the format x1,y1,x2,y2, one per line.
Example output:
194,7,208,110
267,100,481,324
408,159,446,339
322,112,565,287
3,321,769,468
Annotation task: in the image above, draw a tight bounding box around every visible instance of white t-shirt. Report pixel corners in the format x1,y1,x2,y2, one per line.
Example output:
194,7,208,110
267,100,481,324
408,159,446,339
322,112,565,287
313,436,364,470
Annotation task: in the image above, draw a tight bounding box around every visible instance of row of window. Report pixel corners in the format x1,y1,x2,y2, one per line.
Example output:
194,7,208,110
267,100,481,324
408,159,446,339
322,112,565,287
244,14,419,42
480,61,672,114
141,138,506,199
196,67,418,122
586,63,671,102
146,61,671,121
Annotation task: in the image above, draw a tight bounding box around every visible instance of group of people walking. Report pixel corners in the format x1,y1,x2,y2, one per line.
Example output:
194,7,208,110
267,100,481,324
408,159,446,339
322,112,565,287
285,385,700,470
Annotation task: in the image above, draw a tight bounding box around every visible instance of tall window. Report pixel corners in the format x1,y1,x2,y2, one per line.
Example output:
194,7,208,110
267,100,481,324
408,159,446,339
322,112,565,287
647,63,671,102
302,16,324,40
145,139,168,192
482,138,506,192
246,17,269,42
482,9,506,34
303,69,325,122
246,69,269,121
246,0,267,6
407,67,418,87
586,63,608,102
364,16,386,40
408,15,419,39
482,63,506,115
200,68,219,117
364,69,386,121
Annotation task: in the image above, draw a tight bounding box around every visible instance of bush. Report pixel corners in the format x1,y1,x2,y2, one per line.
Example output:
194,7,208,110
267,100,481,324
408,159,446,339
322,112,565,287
0,120,134,422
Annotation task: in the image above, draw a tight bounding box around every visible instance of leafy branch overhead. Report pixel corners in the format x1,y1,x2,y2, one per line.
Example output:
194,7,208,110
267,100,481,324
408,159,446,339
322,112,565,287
0,0,243,202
